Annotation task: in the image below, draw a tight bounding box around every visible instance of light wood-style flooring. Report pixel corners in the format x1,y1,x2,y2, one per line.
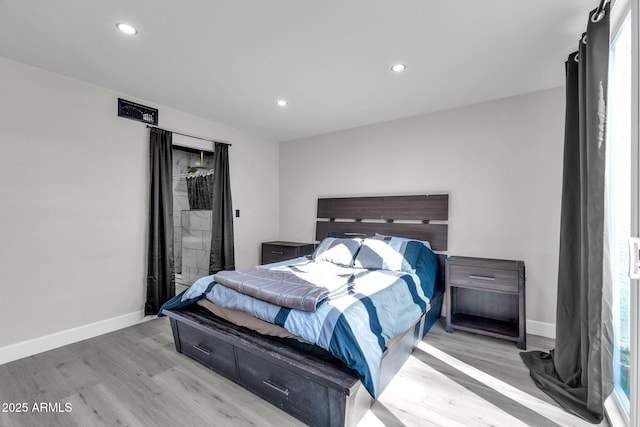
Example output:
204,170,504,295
0,318,609,427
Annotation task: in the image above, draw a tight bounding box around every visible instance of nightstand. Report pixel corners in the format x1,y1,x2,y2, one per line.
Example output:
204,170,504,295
261,241,315,264
445,256,526,349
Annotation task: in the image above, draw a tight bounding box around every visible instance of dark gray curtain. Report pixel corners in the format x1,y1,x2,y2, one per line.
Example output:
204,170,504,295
145,128,175,315
186,173,214,210
520,4,613,423
209,142,235,273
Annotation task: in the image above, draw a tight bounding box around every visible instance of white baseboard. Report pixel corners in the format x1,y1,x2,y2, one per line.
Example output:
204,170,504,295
526,319,556,339
0,310,556,365
0,310,150,366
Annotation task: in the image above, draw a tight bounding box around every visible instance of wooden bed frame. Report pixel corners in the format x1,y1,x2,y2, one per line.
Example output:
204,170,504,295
163,194,449,427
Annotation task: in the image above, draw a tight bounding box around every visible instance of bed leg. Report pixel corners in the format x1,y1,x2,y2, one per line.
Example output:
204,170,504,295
169,318,182,353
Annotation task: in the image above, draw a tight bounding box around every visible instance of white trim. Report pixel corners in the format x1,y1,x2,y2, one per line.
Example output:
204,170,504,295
171,134,214,152
611,0,631,37
0,310,150,366
606,394,630,427
606,4,638,424
526,319,556,339
629,1,639,425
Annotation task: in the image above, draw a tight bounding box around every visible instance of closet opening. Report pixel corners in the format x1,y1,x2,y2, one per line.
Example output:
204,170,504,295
171,145,214,293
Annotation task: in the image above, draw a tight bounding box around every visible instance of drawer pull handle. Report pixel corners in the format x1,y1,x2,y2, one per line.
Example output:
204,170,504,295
262,380,289,396
469,275,496,281
271,251,284,255
192,344,211,356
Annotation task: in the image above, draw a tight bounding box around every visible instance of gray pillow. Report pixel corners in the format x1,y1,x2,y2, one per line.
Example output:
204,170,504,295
354,237,423,272
312,237,362,266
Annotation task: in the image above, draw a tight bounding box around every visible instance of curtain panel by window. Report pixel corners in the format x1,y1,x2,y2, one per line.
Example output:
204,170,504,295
520,3,613,423
209,142,235,274
145,127,175,315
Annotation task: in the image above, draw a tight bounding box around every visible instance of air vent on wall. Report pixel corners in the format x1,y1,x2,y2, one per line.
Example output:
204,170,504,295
117,98,158,125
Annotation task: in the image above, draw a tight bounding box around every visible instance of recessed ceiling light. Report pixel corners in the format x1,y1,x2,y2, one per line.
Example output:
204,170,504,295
116,23,138,35
276,99,287,107
391,63,406,72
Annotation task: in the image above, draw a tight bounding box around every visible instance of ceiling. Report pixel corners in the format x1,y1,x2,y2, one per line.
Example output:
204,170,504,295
0,0,596,142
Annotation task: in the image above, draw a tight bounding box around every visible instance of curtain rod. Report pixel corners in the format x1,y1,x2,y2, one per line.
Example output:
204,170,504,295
146,125,231,146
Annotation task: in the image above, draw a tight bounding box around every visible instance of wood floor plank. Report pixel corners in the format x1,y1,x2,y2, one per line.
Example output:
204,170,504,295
64,383,146,427
152,365,303,426
0,317,611,427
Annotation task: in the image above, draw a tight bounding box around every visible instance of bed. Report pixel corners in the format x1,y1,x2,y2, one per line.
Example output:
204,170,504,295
161,194,449,426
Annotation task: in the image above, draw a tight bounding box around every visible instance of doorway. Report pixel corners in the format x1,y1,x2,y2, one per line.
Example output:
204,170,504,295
171,146,214,292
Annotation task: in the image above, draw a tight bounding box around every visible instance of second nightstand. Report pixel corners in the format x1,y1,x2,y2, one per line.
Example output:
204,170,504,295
261,241,315,264
445,256,526,349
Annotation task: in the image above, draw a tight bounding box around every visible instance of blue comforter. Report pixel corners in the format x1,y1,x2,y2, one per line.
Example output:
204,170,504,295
161,246,438,398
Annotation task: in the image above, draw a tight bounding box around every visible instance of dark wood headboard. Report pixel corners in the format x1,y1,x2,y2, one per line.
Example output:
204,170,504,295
315,194,448,251
315,194,449,287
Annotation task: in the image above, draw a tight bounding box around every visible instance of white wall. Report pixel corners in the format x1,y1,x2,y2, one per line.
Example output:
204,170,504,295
279,88,564,328
0,57,279,349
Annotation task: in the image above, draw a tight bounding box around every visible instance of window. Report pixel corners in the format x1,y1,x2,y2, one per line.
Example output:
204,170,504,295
607,12,632,417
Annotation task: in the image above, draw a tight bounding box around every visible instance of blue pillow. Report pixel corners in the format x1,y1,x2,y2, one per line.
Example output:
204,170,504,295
414,245,439,299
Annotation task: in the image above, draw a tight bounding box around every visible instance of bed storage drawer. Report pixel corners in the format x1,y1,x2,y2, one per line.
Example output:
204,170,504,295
165,308,372,427
236,349,330,425
175,320,238,381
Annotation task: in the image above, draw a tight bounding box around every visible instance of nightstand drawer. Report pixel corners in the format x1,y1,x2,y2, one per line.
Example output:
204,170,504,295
264,244,298,258
261,241,315,264
448,264,519,293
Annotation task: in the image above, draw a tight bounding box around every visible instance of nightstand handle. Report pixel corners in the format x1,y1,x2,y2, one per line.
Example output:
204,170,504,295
271,251,284,255
469,274,496,281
